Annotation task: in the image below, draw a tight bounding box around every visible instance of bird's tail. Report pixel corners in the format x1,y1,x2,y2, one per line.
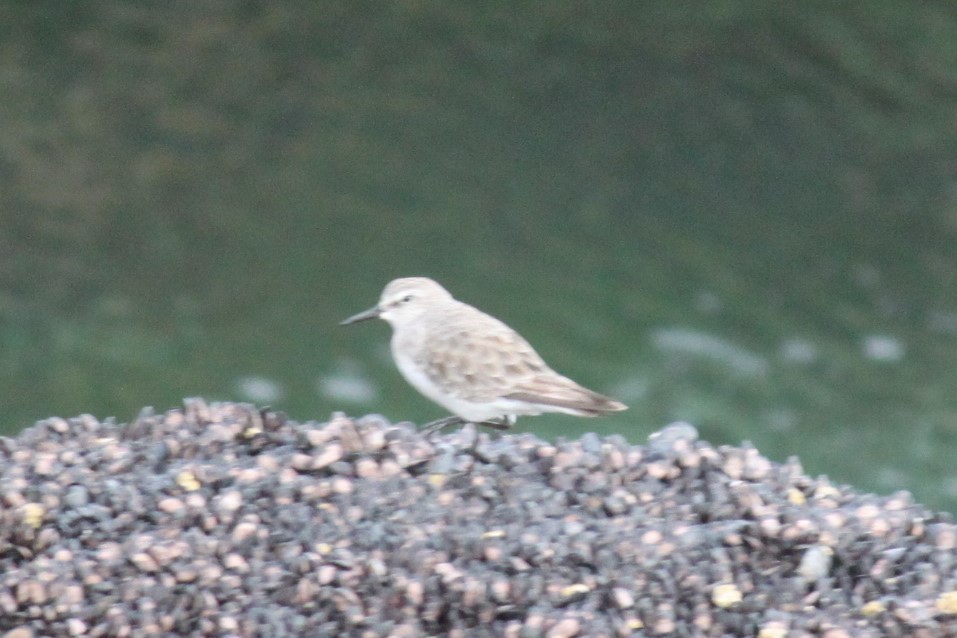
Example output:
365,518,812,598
504,376,628,417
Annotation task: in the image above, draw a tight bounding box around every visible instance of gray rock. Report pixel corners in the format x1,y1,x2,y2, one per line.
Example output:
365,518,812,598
0,401,954,636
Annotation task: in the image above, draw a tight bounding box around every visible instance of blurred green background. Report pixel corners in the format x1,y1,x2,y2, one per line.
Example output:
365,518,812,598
3,3,957,511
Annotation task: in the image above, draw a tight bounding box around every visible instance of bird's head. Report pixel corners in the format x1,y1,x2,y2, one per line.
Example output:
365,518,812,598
340,277,453,328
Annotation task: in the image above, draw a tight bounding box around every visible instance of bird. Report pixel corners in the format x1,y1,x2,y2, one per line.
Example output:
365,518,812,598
340,277,627,432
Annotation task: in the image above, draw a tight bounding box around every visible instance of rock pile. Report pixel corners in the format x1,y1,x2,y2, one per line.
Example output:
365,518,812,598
1,400,955,637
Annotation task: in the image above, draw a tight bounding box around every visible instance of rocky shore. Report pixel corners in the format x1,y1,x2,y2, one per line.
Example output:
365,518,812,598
1,400,955,637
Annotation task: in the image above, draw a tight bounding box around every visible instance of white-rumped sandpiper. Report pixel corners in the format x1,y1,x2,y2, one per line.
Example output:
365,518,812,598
341,277,627,431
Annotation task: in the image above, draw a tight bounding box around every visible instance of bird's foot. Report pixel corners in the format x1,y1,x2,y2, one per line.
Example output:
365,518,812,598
421,415,466,436
420,415,513,436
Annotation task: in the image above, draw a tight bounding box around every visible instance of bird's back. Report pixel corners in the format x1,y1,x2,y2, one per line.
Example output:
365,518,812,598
400,300,625,417
401,300,546,402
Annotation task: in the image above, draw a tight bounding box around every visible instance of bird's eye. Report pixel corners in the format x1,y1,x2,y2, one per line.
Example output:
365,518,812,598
401,295,413,303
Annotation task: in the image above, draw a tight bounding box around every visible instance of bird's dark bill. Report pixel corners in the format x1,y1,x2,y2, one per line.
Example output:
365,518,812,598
340,306,381,325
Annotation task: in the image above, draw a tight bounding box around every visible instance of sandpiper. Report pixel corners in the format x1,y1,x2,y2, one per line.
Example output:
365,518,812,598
340,277,627,431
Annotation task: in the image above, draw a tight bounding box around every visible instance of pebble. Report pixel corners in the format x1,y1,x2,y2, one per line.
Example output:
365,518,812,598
0,400,955,636
546,617,580,638
611,587,634,609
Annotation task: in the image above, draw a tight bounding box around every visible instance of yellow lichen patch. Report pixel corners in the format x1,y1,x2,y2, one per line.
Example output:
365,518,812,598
813,484,841,499
787,488,807,505
482,530,506,539
242,426,262,439
427,474,447,488
626,618,644,630
175,470,201,491
757,624,788,638
711,583,743,608
861,600,886,616
20,503,45,528
936,591,957,614
561,583,591,597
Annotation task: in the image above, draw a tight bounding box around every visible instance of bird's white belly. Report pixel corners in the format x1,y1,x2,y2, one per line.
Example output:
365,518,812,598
392,351,542,422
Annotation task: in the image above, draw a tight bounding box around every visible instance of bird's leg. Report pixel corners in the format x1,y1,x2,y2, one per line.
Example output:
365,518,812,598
476,417,512,431
421,415,466,436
